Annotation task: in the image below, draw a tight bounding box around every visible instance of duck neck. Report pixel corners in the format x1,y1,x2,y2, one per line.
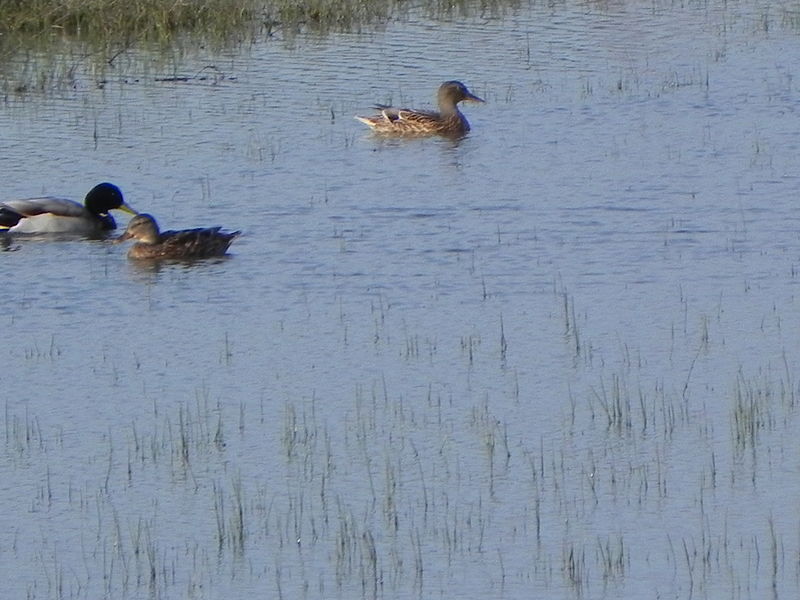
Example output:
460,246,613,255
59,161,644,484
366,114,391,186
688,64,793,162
140,231,161,244
98,214,117,230
438,98,459,115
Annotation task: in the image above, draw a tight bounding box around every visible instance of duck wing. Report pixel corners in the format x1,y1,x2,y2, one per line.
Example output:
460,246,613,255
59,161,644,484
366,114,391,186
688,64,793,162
356,104,444,134
373,104,440,124
1,197,87,218
157,228,240,259
393,108,441,125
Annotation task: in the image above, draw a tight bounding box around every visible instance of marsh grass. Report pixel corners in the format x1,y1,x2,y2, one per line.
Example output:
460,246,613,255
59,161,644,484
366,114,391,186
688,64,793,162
0,0,513,43
0,0,265,41
0,0,517,94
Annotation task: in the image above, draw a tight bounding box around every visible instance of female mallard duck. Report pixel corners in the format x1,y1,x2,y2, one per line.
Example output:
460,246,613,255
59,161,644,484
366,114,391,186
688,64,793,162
1,182,137,236
116,213,240,260
355,80,485,137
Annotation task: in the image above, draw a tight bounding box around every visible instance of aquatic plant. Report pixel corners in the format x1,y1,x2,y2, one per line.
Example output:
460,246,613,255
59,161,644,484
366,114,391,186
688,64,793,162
0,0,523,95
0,0,264,40
0,0,520,43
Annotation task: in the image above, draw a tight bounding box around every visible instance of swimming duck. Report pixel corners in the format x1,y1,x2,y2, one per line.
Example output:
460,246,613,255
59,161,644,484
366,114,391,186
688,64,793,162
1,182,137,236
355,80,485,137
116,213,240,260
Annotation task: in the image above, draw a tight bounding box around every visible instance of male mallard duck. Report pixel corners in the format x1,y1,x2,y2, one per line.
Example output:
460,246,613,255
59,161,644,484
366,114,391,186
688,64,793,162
116,213,240,260
1,182,137,236
355,80,485,137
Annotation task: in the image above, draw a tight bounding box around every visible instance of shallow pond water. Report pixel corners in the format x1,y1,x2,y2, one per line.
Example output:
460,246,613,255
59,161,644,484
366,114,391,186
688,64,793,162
2,0,800,598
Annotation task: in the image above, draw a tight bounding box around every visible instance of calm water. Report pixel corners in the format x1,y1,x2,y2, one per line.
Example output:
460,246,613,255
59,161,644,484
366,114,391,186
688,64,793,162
2,1,800,598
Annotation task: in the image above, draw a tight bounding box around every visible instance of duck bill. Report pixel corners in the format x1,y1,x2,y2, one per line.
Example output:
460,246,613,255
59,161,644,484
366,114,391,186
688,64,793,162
114,231,133,244
464,91,485,103
119,203,138,216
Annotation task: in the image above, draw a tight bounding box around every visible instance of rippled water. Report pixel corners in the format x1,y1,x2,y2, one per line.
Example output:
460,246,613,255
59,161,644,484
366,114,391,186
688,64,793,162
2,1,800,598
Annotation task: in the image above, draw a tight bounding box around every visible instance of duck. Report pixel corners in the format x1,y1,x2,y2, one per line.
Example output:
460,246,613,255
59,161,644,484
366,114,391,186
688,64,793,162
1,182,137,236
355,80,485,137
115,213,240,260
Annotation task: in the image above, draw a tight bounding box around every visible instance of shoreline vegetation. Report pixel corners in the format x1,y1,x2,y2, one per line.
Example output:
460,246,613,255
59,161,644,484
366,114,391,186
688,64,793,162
0,0,513,94
1,0,262,39
0,0,424,93
0,0,497,42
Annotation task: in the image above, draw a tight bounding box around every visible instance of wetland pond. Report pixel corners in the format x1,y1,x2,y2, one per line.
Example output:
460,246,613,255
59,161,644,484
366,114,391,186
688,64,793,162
3,0,800,598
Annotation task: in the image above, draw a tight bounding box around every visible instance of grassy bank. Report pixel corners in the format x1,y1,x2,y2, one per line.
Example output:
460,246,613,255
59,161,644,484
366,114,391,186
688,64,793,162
0,0,504,93
0,0,408,41
2,0,264,40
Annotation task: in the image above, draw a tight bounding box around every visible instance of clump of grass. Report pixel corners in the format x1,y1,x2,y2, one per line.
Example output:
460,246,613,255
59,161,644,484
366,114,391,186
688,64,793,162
0,0,521,44
0,0,511,92
730,371,775,456
0,0,265,41
0,0,401,43
270,0,396,32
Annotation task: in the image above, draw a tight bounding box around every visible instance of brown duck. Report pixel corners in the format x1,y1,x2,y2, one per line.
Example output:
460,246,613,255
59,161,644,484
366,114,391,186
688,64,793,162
116,213,240,259
355,81,484,137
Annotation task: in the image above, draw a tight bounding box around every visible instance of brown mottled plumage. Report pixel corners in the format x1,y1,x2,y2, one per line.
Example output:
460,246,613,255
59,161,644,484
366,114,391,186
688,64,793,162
355,81,485,137
116,213,240,260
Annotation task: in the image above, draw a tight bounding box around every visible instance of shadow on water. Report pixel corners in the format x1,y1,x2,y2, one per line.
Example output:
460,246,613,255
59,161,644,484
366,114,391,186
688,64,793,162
361,133,474,154
124,254,237,279
0,233,17,251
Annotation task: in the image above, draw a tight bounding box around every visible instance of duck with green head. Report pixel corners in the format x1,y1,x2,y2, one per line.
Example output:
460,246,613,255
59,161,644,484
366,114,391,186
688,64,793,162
1,182,137,236
355,81,485,137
